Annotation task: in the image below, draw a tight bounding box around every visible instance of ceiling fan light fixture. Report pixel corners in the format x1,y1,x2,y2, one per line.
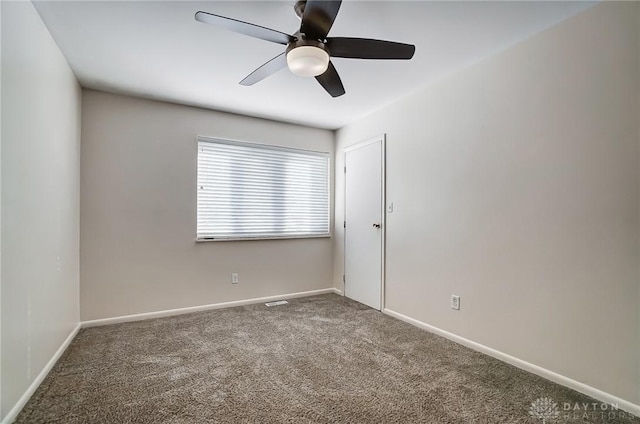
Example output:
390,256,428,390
286,45,329,77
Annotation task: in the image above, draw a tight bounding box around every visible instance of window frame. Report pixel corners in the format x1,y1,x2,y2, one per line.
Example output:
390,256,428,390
195,136,332,242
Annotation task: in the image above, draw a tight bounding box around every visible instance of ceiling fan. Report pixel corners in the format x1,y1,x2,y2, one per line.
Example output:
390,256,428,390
195,0,416,98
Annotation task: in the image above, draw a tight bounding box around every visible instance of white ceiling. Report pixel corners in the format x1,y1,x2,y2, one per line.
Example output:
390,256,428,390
33,1,594,130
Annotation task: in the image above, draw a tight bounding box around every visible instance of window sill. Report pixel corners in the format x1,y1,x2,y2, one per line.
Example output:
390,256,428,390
195,234,331,242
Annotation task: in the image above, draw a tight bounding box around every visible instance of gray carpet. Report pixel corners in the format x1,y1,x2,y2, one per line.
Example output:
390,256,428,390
16,294,639,423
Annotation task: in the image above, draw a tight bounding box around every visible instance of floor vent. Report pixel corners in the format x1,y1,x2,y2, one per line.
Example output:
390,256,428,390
265,300,289,307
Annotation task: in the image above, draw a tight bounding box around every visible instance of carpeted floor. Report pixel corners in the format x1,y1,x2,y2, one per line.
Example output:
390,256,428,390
16,294,639,423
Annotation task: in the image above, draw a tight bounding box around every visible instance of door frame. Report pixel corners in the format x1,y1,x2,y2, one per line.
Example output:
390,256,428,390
343,134,386,311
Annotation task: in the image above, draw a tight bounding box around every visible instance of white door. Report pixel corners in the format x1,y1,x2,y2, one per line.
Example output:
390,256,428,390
344,136,385,310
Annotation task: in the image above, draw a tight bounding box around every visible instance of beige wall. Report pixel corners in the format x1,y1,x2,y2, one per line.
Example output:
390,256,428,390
80,91,334,321
1,1,81,419
335,2,639,404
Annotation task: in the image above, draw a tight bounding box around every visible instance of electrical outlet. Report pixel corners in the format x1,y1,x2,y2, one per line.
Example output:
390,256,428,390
231,273,239,284
451,295,460,310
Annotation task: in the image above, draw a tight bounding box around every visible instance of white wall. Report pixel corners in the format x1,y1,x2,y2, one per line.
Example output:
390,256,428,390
335,2,639,404
1,1,81,420
80,90,334,321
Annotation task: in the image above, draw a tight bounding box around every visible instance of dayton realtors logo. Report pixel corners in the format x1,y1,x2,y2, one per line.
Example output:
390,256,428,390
529,397,559,423
529,397,635,422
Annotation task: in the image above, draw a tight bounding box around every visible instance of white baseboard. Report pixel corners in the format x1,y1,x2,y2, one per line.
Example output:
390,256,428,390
383,308,640,417
1,323,81,424
81,288,339,328
331,287,343,295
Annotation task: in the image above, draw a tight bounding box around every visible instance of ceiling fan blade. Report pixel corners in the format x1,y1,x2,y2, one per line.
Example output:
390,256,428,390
195,11,294,45
240,53,288,86
315,61,345,98
327,37,415,60
300,1,342,40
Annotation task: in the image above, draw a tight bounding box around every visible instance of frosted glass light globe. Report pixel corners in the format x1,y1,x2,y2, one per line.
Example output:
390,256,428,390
286,46,330,77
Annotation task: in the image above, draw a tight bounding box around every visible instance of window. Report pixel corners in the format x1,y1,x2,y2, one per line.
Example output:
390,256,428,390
197,137,330,240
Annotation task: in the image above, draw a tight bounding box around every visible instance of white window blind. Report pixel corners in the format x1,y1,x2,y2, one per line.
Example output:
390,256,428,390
197,137,330,240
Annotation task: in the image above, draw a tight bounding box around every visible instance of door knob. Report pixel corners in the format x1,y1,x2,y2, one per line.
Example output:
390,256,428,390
373,223,381,229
